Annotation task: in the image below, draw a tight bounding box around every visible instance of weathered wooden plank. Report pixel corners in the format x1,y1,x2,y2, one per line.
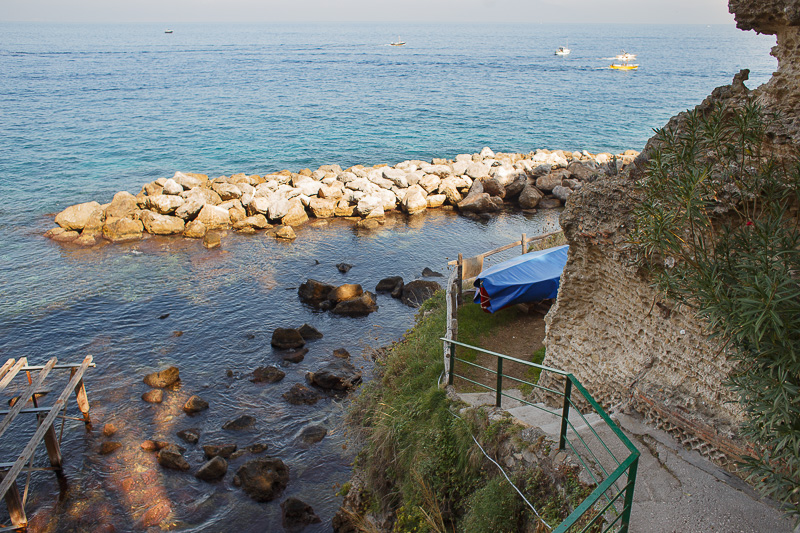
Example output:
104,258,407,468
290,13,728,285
0,356,92,502
0,359,57,439
39,415,63,472
0,359,27,393
0,361,15,383
0,471,26,527
70,368,91,429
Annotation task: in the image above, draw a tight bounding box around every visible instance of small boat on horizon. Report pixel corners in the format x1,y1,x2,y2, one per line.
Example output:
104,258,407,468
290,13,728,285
555,45,570,56
164,29,174,34
389,36,406,46
610,50,638,70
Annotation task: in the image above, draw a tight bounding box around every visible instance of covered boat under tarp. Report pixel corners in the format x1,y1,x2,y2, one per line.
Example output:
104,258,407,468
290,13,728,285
473,245,569,313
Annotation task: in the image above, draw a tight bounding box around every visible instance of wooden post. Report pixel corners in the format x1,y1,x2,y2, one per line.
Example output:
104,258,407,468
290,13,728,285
70,368,92,430
521,233,527,255
0,471,27,527
456,253,463,306
38,413,63,476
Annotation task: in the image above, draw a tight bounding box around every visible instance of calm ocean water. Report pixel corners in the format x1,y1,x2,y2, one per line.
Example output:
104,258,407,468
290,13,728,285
0,23,776,531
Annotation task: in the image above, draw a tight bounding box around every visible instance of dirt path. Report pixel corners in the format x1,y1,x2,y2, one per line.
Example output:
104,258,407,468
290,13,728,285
454,303,548,393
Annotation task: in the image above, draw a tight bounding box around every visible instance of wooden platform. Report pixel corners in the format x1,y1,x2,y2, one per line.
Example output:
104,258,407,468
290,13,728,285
0,356,94,531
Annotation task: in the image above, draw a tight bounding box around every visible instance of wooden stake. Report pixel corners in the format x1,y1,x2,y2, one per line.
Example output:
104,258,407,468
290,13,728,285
0,471,26,527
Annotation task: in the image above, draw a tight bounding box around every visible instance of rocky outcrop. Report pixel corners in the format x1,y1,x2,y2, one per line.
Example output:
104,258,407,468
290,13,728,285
234,457,290,502
540,1,797,467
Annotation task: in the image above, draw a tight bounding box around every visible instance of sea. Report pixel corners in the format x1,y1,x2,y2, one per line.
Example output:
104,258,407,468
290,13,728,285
0,22,776,531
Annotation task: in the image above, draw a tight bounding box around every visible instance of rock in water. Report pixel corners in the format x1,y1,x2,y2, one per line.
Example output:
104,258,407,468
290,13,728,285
336,262,352,273
99,441,122,456
176,428,200,444
306,360,362,391
331,292,378,317
142,389,164,403
183,395,209,414
234,457,290,502
401,280,441,307
298,324,323,340
222,415,256,430
332,348,350,359
251,366,286,384
203,443,237,459
283,383,320,405
282,348,309,363
202,231,221,249
327,283,363,302
298,425,328,445
421,267,443,278
298,279,336,305
376,276,403,293
157,448,190,471
195,456,228,482
281,498,322,531
271,328,306,349
55,201,102,231
143,367,180,388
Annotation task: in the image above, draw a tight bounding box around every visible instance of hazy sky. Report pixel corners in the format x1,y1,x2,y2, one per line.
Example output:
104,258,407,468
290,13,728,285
1,0,736,24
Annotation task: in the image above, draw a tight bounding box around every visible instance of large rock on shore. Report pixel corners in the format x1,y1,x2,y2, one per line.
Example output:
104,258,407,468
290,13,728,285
401,280,441,307
457,193,502,213
307,360,362,391
56,201,102,231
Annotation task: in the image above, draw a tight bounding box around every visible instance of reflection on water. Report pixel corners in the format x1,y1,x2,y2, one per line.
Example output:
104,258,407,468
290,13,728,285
0,208,560,531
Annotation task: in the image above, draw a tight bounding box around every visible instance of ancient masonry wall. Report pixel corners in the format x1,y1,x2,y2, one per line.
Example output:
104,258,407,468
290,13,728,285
541,0,800,468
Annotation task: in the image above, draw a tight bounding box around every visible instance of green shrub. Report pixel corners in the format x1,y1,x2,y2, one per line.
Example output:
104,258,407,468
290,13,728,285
629,101,800,523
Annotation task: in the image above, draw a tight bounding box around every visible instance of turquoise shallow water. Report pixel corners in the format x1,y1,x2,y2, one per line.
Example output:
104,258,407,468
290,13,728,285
0,22,777,531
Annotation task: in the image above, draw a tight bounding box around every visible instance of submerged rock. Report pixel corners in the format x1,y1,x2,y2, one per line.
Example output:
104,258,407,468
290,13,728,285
234,457,290,502
298,425,328,445
143,367,180,389
222,415,256,431
282,498,322,531
157,448,190,471
298,323,323,340
251,366,286,384
195,456,228,482
203,443,237,459
271,328,306,350
177,428,200,444
283,383,320,405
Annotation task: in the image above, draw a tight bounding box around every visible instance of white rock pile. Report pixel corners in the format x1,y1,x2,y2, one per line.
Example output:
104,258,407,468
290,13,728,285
45,147,639,247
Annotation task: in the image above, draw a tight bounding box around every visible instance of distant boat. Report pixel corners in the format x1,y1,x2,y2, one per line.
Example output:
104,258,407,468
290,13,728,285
389,36,406,46
164,29,174,34
610,50,638,70
555,45,570,56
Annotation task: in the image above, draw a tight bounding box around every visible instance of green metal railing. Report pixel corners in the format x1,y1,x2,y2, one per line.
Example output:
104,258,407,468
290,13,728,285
442,337,639,533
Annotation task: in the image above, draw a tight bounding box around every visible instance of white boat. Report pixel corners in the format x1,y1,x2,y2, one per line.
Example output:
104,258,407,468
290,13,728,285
164,29,173,34
555,45,570,56
390,36,406,46
614,50,636,62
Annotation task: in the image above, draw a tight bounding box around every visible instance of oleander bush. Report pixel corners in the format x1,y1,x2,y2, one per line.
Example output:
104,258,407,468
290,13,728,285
629,101,800,522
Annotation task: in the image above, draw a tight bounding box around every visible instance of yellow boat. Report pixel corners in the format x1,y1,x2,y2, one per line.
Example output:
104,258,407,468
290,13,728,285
610,63,638,70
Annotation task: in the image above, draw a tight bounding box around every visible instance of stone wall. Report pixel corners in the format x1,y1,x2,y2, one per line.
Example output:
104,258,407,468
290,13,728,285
540,0,800,466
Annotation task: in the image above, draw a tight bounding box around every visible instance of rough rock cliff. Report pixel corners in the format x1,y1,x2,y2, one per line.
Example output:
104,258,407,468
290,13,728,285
540,0,798,466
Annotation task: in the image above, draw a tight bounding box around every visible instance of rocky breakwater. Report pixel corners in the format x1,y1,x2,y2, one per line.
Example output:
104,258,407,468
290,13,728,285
45,147,639,247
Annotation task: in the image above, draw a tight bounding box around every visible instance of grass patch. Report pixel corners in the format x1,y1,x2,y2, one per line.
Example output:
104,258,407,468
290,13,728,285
345,291,593,532
455,302,524,363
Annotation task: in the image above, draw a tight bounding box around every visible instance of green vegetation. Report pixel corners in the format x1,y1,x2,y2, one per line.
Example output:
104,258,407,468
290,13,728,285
454,300,525,363
629,101,800,522
346,291,592,532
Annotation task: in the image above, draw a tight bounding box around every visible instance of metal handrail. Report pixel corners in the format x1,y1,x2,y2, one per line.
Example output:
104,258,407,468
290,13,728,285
441,336,639,532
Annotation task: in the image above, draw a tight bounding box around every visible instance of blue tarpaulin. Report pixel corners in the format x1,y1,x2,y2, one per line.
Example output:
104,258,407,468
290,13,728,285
473,245,569,313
